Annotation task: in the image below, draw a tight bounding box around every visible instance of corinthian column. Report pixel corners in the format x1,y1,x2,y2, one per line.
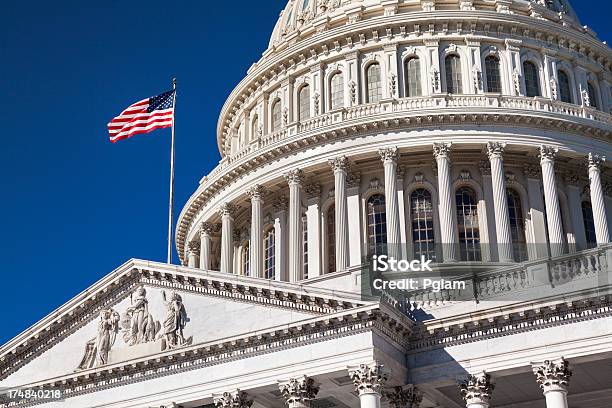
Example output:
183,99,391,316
284,169,304,282
540,146,565,257
219,203,236,274
533,358,572,408
348,362,388,408
433,142,458,262
213,390,253,408
384,385,423,408
199,222,214,270
459,372,495,408
487,142,514,262
247,185,265,278
278,376,320,408
380,147,402,259
587,153,610,245
187,241,200,268
329,157,349,271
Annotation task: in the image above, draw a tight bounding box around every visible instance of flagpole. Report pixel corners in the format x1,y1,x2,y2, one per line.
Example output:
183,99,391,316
167,78,177,264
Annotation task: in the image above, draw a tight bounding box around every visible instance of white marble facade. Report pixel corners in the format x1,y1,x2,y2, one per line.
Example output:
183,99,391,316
2,0,612,407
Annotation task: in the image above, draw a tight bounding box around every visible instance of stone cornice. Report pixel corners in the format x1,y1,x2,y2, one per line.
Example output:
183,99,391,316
218,10,612,151
178,96,612,262
0,304,411,407
0,260,372,383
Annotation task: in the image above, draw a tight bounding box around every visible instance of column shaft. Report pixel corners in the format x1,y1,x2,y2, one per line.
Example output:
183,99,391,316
219,204,236,274
200,223,214,270
248,186,265,278
588,154,610,245
540,146,565,257
488,143,514,262
434,143,458,262
330,157,349,271
380,148,401,258
285,170,304,282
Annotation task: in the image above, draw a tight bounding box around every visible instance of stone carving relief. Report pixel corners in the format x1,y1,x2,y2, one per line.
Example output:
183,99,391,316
121,286,161,345
161,291,193,351
389,73,397,98
550,78,558,100
513,69,521,94
76,286,194,370
581,87,590,107
76,308,120,370
349,81,357,103
431,67,440,93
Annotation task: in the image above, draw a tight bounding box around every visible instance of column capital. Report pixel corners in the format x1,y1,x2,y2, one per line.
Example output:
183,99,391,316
329,156,349,173
187,241,200,254
587,153,606,171
486,142,506,160
200,222,215,236
305,184,322,200
213,390,253,408
384,385,423,408
533,357,572,393
284,169,305,185
218,203,237,218
278,376,320,405
348,362,389,396
459,372,495,406
539,145,559,163
379,147,399,164
433,142,452,160
246,184,266,200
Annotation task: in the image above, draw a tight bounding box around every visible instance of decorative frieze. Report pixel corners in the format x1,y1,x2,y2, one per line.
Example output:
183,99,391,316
76,308,120,370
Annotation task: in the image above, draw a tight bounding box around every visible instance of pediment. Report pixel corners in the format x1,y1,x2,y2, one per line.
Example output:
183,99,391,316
0,259,368,388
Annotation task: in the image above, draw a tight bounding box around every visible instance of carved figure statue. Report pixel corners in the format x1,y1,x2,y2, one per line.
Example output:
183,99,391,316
76,308,120,370
121,286,160,345
161,291,193,351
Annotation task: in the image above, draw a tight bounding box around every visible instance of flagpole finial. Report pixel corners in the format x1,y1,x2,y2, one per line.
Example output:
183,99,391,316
172,77,177,89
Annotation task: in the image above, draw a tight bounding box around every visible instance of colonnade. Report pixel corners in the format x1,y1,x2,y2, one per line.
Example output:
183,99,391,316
209,358,573,408
185,144,610,277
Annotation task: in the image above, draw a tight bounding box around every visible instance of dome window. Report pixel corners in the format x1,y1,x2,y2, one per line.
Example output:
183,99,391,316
523,61,541,97
366,63,383,103
404,57,422,97
557,70,572,103
445,55,463,94
484,56,502,93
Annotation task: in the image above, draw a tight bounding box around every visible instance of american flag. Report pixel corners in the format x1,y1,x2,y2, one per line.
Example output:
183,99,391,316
107,90,175,143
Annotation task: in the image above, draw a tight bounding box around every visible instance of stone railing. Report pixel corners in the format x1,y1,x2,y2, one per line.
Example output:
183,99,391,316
222,94,612,167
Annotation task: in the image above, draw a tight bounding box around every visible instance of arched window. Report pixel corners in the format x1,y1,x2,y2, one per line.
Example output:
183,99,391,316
298,85,310,122
241,242,250,276
251,115,259,138
445,55,463,94
271,99,282,132
404,57,422,97
237,123,245,147
410,189,436,261
264,229,275,279
327,205,336,273
523,61,541,97
302,215,308,279
330,72,344,110
582,201,597,248
587,82,599,109
507,189,527,262
484,55,502,93
558,70,572,103
456,187,481,261
366,63,383,103
367,194,387,255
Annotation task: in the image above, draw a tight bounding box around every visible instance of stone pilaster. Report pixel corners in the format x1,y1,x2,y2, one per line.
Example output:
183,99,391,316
329,156,350,271
213,390,253,408
199,222,214,270
247,185,266,278
219,203,237,274
587,153,610,245
459,372,495,408
284,169,305,282
187,241,200,269
487,142,514,262
273,196,289,281
533,358,572,408
380,147,402,258
384,385,423,408
278,376,320,408
348,362,388,408
433,142,458,262
305,184,322,278
540,145,565,257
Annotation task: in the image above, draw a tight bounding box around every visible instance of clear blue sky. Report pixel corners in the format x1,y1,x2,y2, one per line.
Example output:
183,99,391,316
0,1,610,344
